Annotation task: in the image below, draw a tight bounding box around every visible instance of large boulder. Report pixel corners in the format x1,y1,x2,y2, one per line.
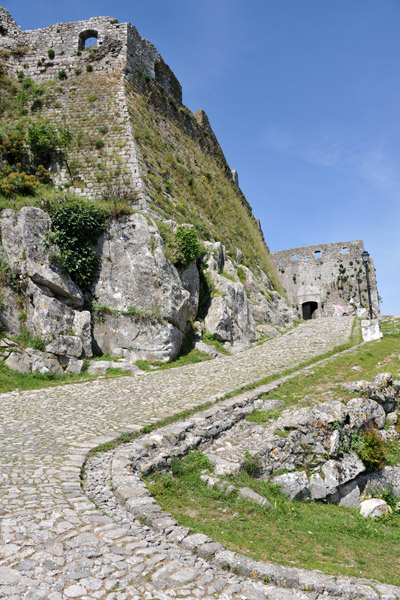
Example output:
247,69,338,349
92,313,182,362
203,244,257,344
0,207,83,306
92,215,191,332
360,498,388,518
272,471,310,500
322,453,365,495
26,281,92,358
345,397,386,430
204,296,232,342
5,348,64,375
0,208,92,372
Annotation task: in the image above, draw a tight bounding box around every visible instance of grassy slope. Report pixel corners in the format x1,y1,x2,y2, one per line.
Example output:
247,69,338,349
147,317,400,585
126,86,285,295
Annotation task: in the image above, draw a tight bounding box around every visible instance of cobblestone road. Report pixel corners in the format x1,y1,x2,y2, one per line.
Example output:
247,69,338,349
0,318,355,599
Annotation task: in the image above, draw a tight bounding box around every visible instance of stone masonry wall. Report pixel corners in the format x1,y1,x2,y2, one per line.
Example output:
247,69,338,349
272,240,379,318
0,6,230,200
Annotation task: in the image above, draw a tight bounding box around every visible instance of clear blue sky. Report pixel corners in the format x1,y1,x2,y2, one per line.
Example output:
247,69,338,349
5,0,400,314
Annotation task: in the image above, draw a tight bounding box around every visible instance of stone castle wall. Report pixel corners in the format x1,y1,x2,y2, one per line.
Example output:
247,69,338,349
0,7,229,199
272,240,379,319
0,8,181,102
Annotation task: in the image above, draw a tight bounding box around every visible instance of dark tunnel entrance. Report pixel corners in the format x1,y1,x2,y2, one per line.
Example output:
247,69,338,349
302,301,318,320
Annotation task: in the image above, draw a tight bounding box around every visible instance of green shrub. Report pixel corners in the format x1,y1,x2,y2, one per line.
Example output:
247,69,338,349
157,222,202,271
0,123,26,164
351,427,386,472
58,69,67,80
0,164,41,196
47,49,55,60
46,198,108,290
75,68,82,76
94,139,104,150
86,64,93,73
27,120,71,168
173,225,201,270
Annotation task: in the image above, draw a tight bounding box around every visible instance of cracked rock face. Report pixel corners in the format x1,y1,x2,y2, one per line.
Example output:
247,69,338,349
92,214,192,332
0,208,92,373
93,313,183,362
203,242,293,347
1,207,83,306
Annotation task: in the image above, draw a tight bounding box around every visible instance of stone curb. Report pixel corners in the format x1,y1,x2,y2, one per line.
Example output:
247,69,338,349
102,383,400,600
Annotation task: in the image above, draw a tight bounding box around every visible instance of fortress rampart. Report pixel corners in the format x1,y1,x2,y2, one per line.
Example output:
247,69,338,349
0,7,236,201
272,240,379,319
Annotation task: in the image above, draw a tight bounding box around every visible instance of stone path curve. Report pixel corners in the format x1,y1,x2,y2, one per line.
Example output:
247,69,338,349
0,318,356,599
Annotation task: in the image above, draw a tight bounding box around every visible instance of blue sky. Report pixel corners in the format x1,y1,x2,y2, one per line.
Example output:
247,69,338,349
5,0,400,314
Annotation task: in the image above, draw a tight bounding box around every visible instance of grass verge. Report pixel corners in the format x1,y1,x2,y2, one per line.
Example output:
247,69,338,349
146,451,400,586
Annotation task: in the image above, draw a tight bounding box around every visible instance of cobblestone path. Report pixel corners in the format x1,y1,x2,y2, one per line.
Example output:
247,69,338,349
0,318,355,599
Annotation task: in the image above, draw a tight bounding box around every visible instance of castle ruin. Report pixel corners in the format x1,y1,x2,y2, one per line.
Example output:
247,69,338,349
272,240,379,320
0,7,234,202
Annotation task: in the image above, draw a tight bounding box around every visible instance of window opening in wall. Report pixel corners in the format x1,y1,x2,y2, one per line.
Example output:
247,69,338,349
342,247,348,254
292,254,297,261
84,36,97,49
0,26,6,36
303,257,307,262
78,30,98,51
278,261,282,266
314,250,321,259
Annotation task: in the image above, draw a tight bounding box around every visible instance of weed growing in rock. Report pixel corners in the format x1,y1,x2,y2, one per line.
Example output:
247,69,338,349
157,222,202,271
16,326,46,351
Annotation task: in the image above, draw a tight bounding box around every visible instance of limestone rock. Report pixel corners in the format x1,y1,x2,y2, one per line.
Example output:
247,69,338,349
92,214,191,332
328,480,360,508
5,348,64,375
65,358,84,374
180,261,200,320
358,466,400,497
360,498,389,518
0,207,83,305
4,351,31,373
204,296,232,342
309,473,327,500
346,397,386,430
238,487,273,509
322,453,365,495
272,471,310,500
26,282,92,358
0,285,21,336
93,313,182,362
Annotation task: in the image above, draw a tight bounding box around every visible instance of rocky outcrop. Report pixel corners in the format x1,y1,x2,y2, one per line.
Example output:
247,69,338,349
202,242,295,349
92,215,191,331
91,214,192,361
0,207,91,373
93,313,182,362
0,206,295,373
1,207,83,306
194,373,400,509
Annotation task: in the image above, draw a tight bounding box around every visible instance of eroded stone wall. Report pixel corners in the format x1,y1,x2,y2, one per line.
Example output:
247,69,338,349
272,240,379,318
0,6,229,199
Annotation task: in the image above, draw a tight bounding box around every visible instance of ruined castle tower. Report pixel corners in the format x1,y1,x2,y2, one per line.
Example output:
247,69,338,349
272,241,379,319
0,7,232,201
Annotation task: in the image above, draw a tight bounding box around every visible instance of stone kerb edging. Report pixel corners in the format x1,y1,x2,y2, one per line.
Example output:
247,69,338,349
105,386,400,600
